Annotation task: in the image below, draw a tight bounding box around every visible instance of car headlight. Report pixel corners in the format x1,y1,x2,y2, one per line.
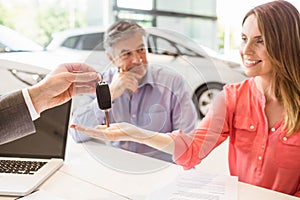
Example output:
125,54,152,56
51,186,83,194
8,69,46,86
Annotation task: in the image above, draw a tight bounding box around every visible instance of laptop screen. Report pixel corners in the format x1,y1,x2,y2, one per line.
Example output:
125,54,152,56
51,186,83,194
0,100,71,159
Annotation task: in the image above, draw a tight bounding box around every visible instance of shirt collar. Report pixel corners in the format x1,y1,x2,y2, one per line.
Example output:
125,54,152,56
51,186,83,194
138,65,154,89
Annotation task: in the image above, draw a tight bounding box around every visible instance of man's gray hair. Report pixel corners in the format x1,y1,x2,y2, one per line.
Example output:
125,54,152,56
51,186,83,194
104,20,146,54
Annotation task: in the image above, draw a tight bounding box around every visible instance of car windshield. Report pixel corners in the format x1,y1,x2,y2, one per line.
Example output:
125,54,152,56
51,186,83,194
0,25,44,52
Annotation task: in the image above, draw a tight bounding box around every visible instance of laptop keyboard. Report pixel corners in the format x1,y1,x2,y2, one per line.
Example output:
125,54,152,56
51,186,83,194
0,160,47,175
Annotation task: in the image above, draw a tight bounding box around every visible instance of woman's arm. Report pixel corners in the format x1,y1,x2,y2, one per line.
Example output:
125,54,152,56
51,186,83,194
70,122,175,154
70,91,229,169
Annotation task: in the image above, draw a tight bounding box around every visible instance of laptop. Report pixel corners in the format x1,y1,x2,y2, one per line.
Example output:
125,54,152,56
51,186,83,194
0,100,71,196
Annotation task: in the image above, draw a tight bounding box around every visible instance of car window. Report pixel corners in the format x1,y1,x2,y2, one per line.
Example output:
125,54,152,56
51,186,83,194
148,34,178,56
147,34,199,57
75,33,104,51
62,35,81,49
175,44,198,56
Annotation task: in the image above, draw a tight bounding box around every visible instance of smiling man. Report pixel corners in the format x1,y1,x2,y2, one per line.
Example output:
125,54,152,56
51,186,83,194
70,20,197,162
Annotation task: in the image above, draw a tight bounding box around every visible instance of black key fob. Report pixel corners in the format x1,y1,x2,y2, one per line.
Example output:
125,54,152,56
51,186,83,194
96,81,112,110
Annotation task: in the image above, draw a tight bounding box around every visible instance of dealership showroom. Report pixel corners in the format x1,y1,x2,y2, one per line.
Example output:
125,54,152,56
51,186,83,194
0,0,299,199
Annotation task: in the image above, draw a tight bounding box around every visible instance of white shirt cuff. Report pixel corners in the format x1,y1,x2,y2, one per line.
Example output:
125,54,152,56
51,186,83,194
22,88,40,121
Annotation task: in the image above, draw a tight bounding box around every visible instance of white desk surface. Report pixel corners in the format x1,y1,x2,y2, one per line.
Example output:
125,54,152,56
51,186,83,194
1,137,299,200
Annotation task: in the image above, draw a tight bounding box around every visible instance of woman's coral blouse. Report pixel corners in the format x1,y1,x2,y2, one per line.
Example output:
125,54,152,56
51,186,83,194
168,78,300,197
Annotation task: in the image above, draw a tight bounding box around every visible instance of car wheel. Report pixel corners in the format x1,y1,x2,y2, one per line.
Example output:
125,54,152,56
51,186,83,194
194,83,224,119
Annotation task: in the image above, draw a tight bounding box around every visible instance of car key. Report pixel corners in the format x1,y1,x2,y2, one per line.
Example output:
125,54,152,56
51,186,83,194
96,81,111,127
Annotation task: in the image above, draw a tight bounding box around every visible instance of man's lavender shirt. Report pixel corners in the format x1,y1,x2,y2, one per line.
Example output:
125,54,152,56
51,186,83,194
70,65,197,162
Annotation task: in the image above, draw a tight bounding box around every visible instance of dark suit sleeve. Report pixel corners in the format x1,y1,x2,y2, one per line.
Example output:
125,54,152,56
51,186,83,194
0,90,35,145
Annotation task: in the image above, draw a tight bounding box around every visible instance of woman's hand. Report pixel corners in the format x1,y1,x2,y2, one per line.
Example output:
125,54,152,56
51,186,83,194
70,122,175,155
70,122,156,142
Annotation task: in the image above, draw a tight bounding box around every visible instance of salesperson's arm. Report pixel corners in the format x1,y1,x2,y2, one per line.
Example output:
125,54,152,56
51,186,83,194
0,90,35,145
0,62,99,145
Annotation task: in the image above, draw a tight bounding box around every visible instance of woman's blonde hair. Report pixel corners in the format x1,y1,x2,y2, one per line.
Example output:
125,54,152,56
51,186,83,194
243,0,300,135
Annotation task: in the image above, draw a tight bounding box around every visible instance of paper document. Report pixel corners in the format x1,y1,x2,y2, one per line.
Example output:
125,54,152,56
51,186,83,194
148,170,238,200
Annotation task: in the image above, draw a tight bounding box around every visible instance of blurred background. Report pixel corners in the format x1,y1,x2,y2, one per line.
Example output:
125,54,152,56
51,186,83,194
0,0,298,55
0,0,299,119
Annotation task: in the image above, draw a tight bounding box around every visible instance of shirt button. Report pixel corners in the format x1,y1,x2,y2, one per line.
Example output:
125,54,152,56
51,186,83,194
271,128,276,132
250,125,255,130
261,146,265,149
283,137,288,141
258,156,262,160
132,114,136,118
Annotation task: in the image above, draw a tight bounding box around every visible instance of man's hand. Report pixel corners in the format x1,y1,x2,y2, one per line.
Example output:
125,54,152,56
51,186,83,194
28,63,99,114
109,71,139,101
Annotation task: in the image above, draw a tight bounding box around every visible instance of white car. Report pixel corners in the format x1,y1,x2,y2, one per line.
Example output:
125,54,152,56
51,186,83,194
0,25,49,94
0,25,44,53
0,26,84,93
46,26,109,68
0,59,48,94
0,26,247,118
47,27,247,118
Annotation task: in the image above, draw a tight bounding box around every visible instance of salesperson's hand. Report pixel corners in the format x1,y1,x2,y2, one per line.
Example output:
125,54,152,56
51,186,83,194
28,63,99,114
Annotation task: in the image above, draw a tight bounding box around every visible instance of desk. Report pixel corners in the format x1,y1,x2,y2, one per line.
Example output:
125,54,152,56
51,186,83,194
1,137,299,200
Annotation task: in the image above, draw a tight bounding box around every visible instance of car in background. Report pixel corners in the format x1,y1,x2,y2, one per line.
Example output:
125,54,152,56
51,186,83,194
47,26,247,118
0,59,48,94
46,26,109,68
0,25,246,118
0,25,44,53
0,26,50,95
0,26,83,95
